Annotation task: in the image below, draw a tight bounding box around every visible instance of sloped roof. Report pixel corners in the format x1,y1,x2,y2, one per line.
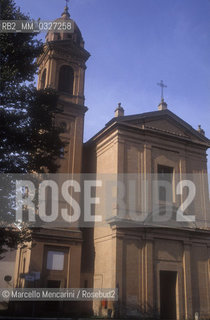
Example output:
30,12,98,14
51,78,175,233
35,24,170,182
85,109,210,147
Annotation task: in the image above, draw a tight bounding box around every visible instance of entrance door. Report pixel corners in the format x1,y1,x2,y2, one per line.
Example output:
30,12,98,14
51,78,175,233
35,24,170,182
41,246,69,316
42,246,69,287
160,271,177,320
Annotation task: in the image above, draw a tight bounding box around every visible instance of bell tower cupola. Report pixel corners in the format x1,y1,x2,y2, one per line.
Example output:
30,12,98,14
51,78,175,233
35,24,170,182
37,3,90,107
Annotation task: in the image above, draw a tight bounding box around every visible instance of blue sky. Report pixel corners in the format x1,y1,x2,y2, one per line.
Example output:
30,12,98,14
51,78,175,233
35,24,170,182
15,0,210,170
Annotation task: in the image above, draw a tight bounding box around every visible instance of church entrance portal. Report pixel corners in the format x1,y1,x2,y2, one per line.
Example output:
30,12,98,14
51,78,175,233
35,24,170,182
160,270,177,320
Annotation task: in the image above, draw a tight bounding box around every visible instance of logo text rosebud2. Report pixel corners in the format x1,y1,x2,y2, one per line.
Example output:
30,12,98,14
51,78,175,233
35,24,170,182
15,179,196,224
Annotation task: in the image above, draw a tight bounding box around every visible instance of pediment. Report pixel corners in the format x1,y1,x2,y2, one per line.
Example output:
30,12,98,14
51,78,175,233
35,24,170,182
116,110,209,145
141,118,190,138
138,118,196,140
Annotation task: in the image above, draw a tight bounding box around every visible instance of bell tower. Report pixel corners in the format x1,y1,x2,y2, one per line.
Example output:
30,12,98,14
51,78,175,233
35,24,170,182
37,4,90,173
13,5,91,299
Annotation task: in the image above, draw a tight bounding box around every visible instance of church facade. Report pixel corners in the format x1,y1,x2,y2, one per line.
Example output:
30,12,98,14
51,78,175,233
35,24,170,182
12,6,210,320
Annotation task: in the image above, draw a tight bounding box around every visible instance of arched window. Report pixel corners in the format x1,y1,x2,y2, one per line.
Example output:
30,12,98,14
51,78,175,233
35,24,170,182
40,69,46,89
58,65,74,94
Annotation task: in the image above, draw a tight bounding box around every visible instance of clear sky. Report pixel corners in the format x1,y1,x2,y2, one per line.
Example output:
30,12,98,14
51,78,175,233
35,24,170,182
15,0,210,170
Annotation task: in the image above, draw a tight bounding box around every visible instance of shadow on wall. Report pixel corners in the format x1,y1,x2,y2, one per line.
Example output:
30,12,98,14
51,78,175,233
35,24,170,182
95,300,160,319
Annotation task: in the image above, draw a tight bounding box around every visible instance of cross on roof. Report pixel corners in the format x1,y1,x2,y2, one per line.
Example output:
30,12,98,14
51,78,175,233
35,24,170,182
157,80,167,101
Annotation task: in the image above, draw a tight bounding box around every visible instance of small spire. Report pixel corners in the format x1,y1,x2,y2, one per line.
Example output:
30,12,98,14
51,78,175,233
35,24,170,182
157,80,167,101
61,0,70,19
197,125,205,136
157,80,168,110
115,102,124,117
158,98,168,111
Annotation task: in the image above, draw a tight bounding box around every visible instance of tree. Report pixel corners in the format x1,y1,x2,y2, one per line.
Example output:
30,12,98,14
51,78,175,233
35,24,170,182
0,0,66,255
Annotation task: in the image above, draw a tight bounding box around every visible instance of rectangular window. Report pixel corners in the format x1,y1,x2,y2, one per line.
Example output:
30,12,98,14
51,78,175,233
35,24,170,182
46,251,65,271
158,165,173,202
